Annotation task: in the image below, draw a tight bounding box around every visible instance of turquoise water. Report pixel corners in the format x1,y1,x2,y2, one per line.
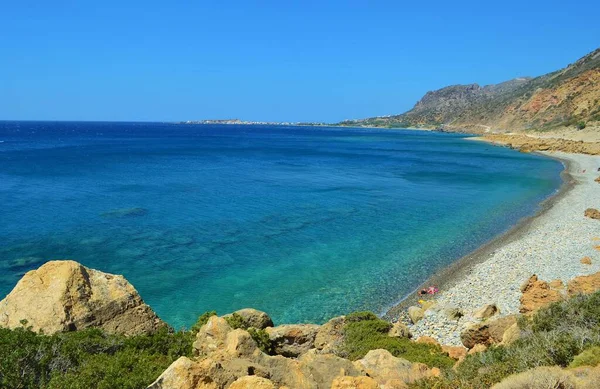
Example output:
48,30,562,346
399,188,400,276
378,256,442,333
0,122,563,327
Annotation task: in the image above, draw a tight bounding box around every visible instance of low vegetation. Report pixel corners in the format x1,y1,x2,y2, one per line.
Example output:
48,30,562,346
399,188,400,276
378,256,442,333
341,311,454,368
0,325,193,389
409,291,600,388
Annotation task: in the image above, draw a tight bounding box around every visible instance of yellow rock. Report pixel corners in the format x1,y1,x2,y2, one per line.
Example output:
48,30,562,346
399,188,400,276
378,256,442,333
0,260,164,336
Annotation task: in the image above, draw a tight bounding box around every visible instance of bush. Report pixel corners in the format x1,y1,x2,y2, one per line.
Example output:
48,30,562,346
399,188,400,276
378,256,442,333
247,328,275,355
224,313,247,330
0,326,193,389
569,346,600,368
341,311,454,368
576,121,586,129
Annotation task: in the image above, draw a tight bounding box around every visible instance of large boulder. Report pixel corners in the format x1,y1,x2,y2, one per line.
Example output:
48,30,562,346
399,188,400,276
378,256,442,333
567,271,600,296
460,316,517,349
519,275,564,314
0,260,164,336
224,308,274,329
266,324,320,357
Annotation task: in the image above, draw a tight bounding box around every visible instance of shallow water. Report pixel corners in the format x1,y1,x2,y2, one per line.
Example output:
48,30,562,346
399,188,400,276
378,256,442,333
0,122,563,327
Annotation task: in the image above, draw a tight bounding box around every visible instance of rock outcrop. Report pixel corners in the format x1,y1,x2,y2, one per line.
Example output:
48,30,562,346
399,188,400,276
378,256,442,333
266,324,321,357
567,271,600,296
0,260,165,335
460,316,517,349
314,316,346,354
519,275,564,314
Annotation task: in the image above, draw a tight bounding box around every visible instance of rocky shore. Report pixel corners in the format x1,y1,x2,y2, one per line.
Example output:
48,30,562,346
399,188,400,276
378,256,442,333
392,150,600,346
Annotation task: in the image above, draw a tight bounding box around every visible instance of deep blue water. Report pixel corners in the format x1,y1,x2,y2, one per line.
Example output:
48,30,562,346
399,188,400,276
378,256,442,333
0,122,563,327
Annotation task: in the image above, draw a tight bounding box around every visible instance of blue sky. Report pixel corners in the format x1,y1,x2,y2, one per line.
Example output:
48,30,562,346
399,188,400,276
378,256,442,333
1,1,599,123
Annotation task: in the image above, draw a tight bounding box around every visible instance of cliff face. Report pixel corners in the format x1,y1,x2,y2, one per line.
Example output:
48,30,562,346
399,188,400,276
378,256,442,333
345,48,600,135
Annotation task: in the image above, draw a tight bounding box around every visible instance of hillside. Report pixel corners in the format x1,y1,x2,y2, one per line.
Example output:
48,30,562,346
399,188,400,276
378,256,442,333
341,48,600,139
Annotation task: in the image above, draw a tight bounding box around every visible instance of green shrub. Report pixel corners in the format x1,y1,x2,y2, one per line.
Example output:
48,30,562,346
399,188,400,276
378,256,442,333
224,312,247,330
569,346,600,368
341,311,454,368
190,310,217,334
0,326,193,389
247,328,275,355
576,121,586,129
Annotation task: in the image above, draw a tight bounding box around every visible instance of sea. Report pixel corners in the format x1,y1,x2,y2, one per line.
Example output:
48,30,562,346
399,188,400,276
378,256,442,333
0,121,563,328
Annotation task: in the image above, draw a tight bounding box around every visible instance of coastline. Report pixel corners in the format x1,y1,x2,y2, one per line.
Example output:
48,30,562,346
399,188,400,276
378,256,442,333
382,148,574,319
383,142,600,344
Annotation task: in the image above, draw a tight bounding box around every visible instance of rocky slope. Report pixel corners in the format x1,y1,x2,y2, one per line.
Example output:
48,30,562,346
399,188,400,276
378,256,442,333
0,260,165,335
342,48,600,137
2,260,600,388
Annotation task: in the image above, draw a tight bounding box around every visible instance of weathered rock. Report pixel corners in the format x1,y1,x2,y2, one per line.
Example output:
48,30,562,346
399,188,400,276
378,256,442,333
229,376,276,389
519,274,564,314
584,208,600,220
442,345,468,361
0,260,165,336
388,321,412,339
581,256,593,265
444,306,464,321
500,323,521,346
473,303,499,319
147,357,203,389
549,279,565,289
467,343,488,355
193,316,233,357
225,329,259,358
314,316,346,353
354,349,435,387
416,336,439,346
567,271,600,296
595,176,600,184
461,322,490,349
331,376,379,389
298,350,365,388
223,308,273,329
407,306,424,324
460,316,517,349
266,324,320,357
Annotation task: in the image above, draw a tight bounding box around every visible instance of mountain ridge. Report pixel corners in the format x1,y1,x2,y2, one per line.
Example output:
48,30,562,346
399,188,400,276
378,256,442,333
341,48,600,137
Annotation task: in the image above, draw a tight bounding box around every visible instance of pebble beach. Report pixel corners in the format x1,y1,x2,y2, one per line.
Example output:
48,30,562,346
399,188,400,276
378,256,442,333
399,151,600,346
